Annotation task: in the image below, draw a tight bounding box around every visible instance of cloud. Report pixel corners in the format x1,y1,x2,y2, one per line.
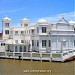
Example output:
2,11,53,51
31,12,75,25
45,12,75,23
0,8,25,14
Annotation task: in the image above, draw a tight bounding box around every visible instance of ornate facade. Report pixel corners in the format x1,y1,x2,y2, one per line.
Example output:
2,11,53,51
1,17,75,53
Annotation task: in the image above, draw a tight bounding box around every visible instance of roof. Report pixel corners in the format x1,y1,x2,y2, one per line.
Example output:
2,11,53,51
57,17,69,24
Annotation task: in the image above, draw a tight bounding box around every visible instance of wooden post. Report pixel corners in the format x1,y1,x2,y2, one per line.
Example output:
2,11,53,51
13,52,15,60
31,52,33,61
61,53,64,62
50,53,52,61
5,52,7,59
40,53,42,62
49,53,51,62
22,52,23,60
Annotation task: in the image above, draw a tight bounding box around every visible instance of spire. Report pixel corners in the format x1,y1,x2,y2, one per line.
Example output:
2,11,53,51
62,16,65,20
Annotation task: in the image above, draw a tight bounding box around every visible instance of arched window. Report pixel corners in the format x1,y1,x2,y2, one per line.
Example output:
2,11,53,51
19,46,22,52
15,46,18,52
24,46,26,52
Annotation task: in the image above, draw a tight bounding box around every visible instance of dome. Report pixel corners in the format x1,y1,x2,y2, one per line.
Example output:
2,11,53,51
3,17,11,21
38,19,47,23
69,20,75,24
22,18,29,21
57,17,68,24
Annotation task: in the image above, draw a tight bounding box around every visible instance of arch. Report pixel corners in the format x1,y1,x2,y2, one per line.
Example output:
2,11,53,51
15,46,18,52
24,46,26,52
19,46,22,52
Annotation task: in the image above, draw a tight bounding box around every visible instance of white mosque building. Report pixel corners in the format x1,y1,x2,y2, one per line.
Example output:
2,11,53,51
0,17,75,53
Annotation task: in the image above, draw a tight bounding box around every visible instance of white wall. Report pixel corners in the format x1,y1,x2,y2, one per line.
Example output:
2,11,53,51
56,23,69,30
0,41,6,52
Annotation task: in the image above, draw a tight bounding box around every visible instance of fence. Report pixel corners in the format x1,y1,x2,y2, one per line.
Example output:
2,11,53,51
0,50,75,62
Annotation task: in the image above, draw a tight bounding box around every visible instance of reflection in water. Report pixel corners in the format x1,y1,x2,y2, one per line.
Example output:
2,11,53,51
0,59,75,75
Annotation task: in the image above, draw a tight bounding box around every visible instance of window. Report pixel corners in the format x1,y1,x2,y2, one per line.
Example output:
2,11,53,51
15,40,18,44
48,40,51,47
37,40,39,47
32,40,34,46
24,24,28,26
5,30,9,34
42,40,47,47
21,31,24,35
74,28,75,33
37,27,39,33
74,40,75,46
42,27,46,33
32,30,34,33
5,23,9,27
63,42,66,47
24,46,26,52
21,40,24,43
1,43,5,46
15,31,18,35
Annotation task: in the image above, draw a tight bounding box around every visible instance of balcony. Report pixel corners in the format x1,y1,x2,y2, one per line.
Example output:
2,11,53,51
39,33,47,36
51,29,74,32
51,33,75,36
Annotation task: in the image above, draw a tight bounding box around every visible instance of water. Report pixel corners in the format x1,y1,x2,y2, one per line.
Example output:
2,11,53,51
0,59,75,75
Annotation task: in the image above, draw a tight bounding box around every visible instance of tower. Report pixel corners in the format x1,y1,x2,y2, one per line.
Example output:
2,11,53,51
2,17,11,40
20,18,30,27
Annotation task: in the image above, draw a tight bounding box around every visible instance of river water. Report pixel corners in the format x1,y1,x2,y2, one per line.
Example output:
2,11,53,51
0,59,75,75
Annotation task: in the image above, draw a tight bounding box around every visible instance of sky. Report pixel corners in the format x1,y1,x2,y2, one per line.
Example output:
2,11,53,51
0,0,74,32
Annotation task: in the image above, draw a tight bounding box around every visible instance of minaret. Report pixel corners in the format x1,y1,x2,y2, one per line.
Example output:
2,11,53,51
2,17,11,40
20,18,30,27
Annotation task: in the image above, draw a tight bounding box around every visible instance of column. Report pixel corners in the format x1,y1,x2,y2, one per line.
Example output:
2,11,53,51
39,39,42,52
14,46,15,52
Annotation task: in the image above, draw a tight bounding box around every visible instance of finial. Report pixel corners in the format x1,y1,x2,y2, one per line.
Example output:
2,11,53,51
62,16,64,19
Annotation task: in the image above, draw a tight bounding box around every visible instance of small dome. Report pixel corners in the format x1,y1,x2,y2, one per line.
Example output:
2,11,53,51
22,18,29,21
69,20,75,24
38,19,47,23
3,17,11,21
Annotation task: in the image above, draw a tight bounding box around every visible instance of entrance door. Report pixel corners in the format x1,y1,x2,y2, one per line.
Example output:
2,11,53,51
62,41,67,50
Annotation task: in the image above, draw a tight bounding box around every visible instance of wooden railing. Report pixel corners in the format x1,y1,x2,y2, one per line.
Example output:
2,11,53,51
0,49,75,62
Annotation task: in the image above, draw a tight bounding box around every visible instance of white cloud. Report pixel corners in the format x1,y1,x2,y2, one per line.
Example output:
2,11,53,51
0,8,25,13
45,12,75,23
31,12,75,25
